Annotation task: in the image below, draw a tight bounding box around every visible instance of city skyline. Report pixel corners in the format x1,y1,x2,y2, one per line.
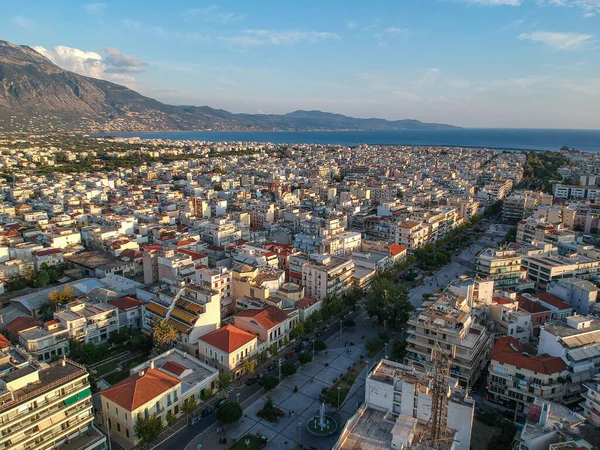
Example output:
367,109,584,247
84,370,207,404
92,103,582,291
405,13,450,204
1,0,599,128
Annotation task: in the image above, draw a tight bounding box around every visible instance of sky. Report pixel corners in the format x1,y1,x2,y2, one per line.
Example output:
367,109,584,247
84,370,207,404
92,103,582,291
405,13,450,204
1,0,600,129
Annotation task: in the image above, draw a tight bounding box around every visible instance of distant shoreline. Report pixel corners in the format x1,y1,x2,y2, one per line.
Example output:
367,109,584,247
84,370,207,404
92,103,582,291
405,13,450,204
89,129,600,153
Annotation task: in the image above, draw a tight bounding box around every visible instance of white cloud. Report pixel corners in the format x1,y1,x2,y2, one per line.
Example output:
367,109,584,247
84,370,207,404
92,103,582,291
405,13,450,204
537,0,600,16
518,31,593,49
462,0,522,5
32,45,146,87
83,3,106,13
219,30,340,47
12,16,35,30
184,5,245,23
384,27,408,34
347,21,358,29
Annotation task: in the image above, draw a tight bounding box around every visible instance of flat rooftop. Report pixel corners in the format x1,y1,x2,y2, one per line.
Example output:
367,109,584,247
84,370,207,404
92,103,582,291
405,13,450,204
542,319,600,338
337,407,395,450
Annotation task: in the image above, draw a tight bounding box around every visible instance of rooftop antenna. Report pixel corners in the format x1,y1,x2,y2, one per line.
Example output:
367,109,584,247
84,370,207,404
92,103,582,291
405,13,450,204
419,342,455,449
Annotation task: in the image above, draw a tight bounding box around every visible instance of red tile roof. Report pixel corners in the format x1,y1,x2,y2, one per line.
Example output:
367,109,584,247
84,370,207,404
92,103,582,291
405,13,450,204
388,243,408,257
491,336,567,375
33,248,63,257
199,324,256,353
0,333,10,348
532,292,573,311
492,297,513,305
160,361,188,376
518,298,551,314
296,296,319,310
176,248,208,261
109,296,144,311
236,306,289,330
101,368,181,412
5,317,42,336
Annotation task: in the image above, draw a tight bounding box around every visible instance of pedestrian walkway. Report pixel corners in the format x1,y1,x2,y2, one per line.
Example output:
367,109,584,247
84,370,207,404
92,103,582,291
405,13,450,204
185,312,379,450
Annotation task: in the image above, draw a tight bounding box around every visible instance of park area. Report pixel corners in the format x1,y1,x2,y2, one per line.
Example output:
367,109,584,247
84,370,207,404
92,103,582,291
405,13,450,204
229,434,267,450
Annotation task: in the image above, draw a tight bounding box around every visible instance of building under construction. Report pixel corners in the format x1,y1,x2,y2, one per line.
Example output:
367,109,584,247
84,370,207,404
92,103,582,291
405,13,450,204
333,357,475,450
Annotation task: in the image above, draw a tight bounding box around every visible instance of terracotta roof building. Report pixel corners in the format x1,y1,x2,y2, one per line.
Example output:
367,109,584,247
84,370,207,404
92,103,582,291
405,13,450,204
198,325,258,377
101,348,218,447
487,336,568,412
234,305,296,350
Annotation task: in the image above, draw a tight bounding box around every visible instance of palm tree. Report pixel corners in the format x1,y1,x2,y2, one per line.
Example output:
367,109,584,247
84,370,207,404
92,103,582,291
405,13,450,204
152,319,179,349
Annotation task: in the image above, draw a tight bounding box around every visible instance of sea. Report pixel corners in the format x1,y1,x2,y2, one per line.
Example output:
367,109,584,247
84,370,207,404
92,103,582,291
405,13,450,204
102,128,600,153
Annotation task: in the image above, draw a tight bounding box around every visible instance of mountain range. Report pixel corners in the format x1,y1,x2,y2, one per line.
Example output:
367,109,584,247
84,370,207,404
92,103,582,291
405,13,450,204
0,40,458,133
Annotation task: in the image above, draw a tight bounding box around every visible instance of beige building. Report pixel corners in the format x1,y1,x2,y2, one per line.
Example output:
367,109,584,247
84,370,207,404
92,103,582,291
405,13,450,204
406,293,494,386
487,337,568,413
198,324,259,377
301,254,355,300
474,248,524,289
101,349,218,448
581,375,600,427
18,320,70,362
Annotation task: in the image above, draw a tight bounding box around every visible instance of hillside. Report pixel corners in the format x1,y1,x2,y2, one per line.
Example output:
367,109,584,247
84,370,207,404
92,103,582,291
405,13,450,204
0,40,459,132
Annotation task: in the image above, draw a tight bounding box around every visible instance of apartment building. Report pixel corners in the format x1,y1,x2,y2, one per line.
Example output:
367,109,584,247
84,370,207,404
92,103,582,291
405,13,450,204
474,248,524,289
142,244,161,284
521,254,600,286
502,191,553,223
143,283,221,352
231,265,285,305
301,254,355,300
18,320,70,362
198,324,258,378
0,358,106,450
32,248,64,270
406,293,494,386
538,315,600,405
109,296,144,329
489,299,532,343
395,221,429,253
101,349,218,448
487,337,568,413
553,183,600,201
234,306,296,349
547,278,599,315
54,300,119,344
196,267,233,318
336,359,474,450
581,375,600,427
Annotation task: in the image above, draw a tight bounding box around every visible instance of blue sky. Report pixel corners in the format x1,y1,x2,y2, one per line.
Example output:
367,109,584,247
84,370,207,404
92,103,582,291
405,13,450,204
1,0,600,128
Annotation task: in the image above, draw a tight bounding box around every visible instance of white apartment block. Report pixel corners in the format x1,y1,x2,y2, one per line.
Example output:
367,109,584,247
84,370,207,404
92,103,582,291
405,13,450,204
302,254,355,300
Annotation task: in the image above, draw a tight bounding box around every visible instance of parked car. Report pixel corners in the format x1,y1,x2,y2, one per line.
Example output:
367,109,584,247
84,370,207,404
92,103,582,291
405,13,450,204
284,351,295,359
267,363,277,371
245,377,258,386
190,415,202,425
259,370,269,378
201,407,215,417
217,398,228,408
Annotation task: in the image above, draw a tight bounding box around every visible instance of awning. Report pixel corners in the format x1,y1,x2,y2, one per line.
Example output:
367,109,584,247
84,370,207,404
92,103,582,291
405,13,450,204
64,387,92,406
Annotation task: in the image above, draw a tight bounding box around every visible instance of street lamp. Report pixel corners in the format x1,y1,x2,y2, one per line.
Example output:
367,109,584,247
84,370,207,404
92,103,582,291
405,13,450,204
278,358,282,381
297,421,302,442
384,342,388,359
236,392,240,404
312,339,315,358
339,319,343,341
337,386,342,410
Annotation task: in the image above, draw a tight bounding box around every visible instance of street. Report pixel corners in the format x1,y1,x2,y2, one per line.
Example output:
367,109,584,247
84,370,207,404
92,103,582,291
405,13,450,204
408,222,511,306
151,307,375,450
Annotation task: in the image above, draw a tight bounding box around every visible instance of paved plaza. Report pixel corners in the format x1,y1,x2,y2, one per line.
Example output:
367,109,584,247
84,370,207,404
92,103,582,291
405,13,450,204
187,310,380,450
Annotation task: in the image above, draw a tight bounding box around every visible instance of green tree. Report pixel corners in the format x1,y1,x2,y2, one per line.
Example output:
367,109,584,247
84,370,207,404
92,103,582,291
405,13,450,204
134,415,163,448
366,338,382,353
218,371,232,390
243,359,256,375
313,340,327,352
216,402,243,424
152,319,180,350
343,318,356,329
33,270,50,287
181,396,197,416
281,363,296,377
37,301,56,321
262,375,279,391
299,353,313,364
290,323,305,339
165,412,177,426
48,285,74,306
47,266,58,283
257,351,268,364
390,337,408,361
366,277,414,328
